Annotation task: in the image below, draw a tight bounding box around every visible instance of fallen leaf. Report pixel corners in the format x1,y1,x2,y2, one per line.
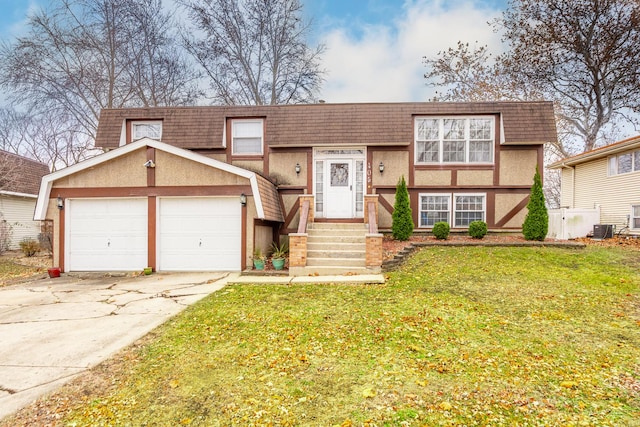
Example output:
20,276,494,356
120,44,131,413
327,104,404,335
362,388,376,398
560,381,578,389
439,401,452,411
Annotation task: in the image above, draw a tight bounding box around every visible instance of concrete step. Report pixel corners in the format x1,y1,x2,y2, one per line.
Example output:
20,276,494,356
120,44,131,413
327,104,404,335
307,249,366,259
309,222,366,230
308,229,366,238
307,235,366,244
306,257,365,267
307,242,366,251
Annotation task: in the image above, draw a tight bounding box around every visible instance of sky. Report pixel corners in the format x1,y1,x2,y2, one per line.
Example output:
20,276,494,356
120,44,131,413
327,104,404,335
0,0,508,103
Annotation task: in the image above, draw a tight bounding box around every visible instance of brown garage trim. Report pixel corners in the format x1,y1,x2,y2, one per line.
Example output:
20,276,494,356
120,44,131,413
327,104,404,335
51,185,253,198
146,147,156,187
148,197,156,270
241,202,247,270
59,207,65,272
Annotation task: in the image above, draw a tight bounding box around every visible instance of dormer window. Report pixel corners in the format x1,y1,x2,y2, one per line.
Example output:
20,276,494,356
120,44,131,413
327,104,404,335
132,121,162,141
232,119,264,155
415,116,494,164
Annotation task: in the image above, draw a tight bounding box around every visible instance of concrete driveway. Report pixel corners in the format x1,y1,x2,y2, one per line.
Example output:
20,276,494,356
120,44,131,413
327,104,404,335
0,271,235,420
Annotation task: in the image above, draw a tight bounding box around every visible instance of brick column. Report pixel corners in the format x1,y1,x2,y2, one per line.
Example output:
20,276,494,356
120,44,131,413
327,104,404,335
365,233,383,268
289,233,307,267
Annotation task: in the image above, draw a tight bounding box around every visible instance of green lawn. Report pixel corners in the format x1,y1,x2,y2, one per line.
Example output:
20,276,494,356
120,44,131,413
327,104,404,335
23,247,640,425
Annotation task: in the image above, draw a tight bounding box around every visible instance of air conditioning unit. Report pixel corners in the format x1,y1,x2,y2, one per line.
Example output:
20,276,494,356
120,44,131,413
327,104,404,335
593,224,614,239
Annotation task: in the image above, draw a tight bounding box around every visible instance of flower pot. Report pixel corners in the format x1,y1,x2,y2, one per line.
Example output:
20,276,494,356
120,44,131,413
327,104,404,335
272,258,285,270
253,259,265,270
47,267,61,278
143,267,153,275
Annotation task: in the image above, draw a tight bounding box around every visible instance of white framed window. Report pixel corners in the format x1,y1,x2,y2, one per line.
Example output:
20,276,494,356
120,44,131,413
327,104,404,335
632,205,640,229
232,119,264,155
415,117,494,164
609,150,640,175
419,193,486,228
454,194,486,227
419,194,451,227
132,121,162,141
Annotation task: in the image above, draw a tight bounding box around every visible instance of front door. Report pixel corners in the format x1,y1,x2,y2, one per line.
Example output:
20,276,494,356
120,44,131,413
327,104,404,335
325,159,354,218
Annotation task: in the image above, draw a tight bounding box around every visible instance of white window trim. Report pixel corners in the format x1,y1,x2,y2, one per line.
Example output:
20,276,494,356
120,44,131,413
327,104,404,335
131,120,162,141
418,193,451,228
418,192,487,228
231,119,264,156
608,150,640,176
453,193,487,227
631,204,640,230
414,116,495,165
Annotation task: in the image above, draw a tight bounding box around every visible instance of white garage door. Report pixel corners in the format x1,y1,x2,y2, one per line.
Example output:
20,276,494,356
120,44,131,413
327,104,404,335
158,197,241,271
67,198,148,271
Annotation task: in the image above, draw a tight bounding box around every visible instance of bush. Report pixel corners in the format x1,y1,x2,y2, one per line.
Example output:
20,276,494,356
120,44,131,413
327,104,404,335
19,238,40,257
522,168,548,241
392,175,414,240
432,222,450,240
468,221,488,239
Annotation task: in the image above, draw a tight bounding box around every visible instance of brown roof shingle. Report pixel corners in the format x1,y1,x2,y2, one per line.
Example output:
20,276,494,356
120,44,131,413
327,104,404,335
0,150,49,195
95,101,557,150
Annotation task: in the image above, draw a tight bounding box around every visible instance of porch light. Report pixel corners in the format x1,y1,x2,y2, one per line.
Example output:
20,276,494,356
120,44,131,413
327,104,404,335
379,161,385,174
240,193,247,206
57,196,64,210
295,163,301,175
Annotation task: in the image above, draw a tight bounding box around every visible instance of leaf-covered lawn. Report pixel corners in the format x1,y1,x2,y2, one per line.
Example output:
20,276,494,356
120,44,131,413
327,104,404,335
12,246,640,426
0,257,44,286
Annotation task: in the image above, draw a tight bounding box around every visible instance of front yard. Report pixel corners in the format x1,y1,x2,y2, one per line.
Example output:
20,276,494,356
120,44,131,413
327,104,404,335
3,245,640,426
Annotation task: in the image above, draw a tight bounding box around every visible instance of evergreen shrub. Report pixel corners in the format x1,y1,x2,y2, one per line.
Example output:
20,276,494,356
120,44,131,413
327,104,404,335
468,221,488,239
432,222,450,240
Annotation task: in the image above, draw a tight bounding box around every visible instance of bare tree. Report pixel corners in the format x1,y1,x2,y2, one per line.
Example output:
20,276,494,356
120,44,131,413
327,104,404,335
0,108,97,171
425,42,523,102
180,0,324,105
424,0,640,157
0,0,201,141
499,0,640,154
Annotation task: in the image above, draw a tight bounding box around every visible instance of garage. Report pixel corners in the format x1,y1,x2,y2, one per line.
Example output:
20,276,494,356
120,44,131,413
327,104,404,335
66,198,148,271
157,197,241,271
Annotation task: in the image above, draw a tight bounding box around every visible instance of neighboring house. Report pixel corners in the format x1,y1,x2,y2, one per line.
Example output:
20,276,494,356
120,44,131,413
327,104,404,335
548,134,640,236
0,150,50,250
34,101,557,273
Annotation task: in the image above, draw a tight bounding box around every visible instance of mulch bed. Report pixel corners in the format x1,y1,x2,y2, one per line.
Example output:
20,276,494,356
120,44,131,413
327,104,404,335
381,233,586,262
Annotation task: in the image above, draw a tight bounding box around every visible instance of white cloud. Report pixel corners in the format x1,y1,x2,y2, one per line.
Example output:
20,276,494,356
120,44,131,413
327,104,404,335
317,0,504,103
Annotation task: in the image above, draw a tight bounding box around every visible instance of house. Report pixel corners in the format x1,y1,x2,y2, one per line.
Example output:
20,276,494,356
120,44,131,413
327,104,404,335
548,134,640,237
0,150,50,250
34,101,557,274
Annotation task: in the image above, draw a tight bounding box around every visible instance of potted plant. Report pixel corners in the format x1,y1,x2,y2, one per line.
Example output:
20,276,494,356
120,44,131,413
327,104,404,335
270,241,289,271
252,247,266,270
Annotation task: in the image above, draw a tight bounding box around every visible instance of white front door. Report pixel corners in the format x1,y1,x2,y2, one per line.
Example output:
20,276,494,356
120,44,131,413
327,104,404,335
325,159,354,218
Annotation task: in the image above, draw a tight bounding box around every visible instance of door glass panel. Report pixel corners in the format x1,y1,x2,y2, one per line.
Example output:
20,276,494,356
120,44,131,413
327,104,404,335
331,163,349,187
355,161,363,214
315,160,324,213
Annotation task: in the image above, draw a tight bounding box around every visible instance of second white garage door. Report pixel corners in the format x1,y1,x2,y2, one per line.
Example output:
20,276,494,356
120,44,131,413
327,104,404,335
157,197,241,271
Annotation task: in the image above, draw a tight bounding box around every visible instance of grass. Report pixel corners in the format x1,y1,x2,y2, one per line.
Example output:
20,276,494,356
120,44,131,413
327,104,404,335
0,256,43,285
8,246,640,426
